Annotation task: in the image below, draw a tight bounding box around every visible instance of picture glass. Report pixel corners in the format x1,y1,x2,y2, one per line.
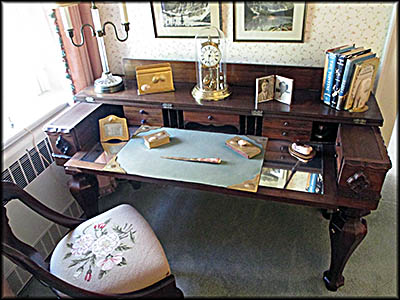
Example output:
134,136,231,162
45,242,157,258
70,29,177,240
151,2,221,38
234,2,305,41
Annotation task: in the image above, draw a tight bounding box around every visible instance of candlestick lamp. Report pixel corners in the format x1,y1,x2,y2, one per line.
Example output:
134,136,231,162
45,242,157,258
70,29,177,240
60,2,129,93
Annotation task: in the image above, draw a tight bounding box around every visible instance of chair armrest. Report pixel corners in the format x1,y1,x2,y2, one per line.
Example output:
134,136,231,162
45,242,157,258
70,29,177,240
2,181,86,229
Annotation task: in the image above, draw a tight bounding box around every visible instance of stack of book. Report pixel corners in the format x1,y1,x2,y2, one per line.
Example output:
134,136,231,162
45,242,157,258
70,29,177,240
321,44,380,111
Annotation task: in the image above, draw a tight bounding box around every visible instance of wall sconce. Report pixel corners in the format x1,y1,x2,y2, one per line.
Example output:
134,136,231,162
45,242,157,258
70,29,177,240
59,2,129,93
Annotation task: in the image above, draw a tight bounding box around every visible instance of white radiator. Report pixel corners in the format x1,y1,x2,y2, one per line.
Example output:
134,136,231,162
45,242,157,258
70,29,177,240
2,136,83,295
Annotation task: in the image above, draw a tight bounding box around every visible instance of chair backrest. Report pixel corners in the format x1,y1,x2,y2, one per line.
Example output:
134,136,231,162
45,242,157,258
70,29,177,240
1,181,180,298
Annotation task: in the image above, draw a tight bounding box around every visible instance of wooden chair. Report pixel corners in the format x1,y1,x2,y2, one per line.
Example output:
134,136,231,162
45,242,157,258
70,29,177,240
2,181,184,298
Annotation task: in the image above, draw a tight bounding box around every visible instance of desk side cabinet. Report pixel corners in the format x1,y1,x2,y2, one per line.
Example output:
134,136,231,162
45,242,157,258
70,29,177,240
335,124,391,201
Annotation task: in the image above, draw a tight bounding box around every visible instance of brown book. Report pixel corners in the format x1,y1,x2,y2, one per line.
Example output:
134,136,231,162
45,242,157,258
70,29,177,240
345,57,380,111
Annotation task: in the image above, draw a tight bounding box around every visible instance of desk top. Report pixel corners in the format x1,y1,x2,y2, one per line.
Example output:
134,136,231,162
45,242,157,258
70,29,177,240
64,136,379,212
73,60,384,127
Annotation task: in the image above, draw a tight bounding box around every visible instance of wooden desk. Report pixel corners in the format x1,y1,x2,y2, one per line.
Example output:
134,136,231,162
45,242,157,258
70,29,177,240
54,60,391,292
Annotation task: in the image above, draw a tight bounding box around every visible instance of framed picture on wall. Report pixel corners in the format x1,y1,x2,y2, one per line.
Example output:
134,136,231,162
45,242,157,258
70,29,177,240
233,2,306,42
151,2,221,38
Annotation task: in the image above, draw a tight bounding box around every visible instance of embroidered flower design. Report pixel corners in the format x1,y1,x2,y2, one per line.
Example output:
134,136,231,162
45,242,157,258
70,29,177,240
64,218,136,282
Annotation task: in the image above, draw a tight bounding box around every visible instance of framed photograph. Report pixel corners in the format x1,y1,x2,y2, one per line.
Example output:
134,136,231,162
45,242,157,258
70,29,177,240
274,75,294,105
233,2,306,42
151,2,221,38
255,75,275,104
255,75,294,108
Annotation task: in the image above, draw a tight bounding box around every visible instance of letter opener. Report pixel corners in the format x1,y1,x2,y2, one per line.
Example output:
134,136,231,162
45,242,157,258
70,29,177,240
160,156,221,164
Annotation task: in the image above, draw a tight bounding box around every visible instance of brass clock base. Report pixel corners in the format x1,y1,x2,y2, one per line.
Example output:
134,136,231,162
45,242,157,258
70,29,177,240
191,85,231,101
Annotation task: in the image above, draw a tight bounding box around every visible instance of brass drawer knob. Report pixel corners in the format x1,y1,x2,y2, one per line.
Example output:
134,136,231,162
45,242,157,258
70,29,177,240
281,131,288,136
139,109,148,115
141,119,147,125
283,121,289,126
280,146,285,152
152,76,159,83
208,115,213,120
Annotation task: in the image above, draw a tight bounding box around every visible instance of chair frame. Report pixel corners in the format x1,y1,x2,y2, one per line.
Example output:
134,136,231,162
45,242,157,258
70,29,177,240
2,181,183,298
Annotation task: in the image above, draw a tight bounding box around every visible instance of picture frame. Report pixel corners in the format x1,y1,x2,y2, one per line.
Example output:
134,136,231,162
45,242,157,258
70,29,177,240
98,115,129,143
255,75,275,104
255,75,294,108
233,2,306,42
151,2,221,38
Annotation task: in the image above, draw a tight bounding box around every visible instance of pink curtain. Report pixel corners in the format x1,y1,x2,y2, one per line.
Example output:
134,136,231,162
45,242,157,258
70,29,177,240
54,3,102,94
53,4,117,197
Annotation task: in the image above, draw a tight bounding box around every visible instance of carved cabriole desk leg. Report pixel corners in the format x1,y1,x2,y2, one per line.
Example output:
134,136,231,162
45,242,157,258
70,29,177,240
68,173,99,218
323,207,370,291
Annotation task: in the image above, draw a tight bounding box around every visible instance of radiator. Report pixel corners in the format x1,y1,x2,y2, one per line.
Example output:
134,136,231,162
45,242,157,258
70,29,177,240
2,136,84,295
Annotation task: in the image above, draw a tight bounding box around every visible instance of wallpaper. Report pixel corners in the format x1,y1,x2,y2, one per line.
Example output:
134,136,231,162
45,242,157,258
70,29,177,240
97,2,394,75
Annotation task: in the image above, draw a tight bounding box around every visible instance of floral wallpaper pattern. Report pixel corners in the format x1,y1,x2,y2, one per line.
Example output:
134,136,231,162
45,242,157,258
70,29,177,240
97,2,394,75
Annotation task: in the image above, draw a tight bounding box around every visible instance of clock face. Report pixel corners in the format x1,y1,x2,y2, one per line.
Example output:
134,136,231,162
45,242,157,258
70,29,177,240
200,44,221,67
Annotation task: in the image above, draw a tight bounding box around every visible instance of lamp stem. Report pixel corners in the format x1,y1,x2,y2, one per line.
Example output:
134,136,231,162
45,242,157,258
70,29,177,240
96,35,110,74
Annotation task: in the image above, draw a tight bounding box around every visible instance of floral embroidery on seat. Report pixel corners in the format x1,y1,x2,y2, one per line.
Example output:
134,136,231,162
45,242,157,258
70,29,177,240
63,218,136,281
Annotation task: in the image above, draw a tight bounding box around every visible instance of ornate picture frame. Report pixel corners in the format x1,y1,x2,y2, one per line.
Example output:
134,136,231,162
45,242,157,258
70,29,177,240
151,2,221,38
233,2,306,42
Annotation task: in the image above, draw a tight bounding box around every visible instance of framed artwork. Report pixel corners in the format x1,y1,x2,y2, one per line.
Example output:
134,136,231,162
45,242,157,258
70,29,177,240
151,2,221,38
233,2,306,42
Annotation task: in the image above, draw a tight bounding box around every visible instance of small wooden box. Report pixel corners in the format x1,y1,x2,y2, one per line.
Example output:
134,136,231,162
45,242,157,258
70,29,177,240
335,124,391,200
44,103,123,165
225,136,261,159
143,130,170,149
136,63,175,95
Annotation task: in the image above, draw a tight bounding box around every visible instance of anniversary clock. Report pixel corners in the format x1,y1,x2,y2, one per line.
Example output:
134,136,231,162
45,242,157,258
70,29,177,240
191,26,231,101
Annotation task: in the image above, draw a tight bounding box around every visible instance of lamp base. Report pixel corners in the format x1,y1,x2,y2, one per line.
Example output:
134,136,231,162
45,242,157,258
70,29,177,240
94,72,124,93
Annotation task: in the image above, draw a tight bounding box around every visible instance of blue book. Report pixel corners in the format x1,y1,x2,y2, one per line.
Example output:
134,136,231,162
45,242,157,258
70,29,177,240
339,51,376,110
330,47,368,110
320,44,354,101
323,45,355,105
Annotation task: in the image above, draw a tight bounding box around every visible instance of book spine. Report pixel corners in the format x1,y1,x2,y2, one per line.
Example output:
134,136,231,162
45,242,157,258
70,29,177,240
323,52,338,105
343,53,376,110
307,173,318,193
330,54,347,109
337,50,371,110
320,53,330,101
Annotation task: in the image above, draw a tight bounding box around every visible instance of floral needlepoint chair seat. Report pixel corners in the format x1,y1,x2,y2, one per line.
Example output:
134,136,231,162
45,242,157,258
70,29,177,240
2,181,183,298
50,204,170,294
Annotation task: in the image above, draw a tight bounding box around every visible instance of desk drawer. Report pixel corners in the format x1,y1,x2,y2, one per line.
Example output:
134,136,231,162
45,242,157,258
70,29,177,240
266,139,291,153
183,111,240,127
262,128,311,142
123,106,163,126
265,151,298,164
263,118,313,130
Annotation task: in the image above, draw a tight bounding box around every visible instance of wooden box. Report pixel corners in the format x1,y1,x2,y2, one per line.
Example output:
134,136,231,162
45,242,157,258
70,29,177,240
136,63,175,95
335,124,391,200
143,130,170,149
44,102,123,165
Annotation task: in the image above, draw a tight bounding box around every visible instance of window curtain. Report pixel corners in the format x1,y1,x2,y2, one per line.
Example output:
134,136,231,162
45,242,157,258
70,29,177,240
53,3,117,197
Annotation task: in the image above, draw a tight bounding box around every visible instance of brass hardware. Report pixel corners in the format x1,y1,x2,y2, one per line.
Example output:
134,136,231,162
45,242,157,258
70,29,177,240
282,131,288,136
283,121,289,126
208,115,213,120
152,76,159,83
280,146,285,152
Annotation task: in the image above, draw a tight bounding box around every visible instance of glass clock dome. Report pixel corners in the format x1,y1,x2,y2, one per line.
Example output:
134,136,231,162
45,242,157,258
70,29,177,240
191,26,231,101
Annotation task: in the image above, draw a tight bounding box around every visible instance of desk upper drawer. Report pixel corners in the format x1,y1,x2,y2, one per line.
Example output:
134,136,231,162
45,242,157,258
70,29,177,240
183,111,240,127
263,118,313,130
123,106,163,126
